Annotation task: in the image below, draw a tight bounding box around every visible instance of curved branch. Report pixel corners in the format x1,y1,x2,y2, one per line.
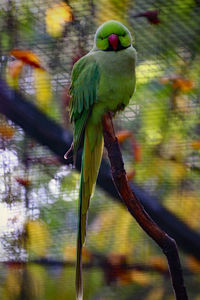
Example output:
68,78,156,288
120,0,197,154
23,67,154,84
102,112,188,300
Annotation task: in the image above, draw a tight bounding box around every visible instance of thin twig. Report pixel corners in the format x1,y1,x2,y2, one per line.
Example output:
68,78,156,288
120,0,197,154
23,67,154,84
102,112,188,300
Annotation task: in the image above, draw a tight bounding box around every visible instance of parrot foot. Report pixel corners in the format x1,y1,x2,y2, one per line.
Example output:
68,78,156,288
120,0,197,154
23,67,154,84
117,103,125,111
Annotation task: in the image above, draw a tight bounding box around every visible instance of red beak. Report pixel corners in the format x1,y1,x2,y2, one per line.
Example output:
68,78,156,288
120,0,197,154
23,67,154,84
108,34,119,51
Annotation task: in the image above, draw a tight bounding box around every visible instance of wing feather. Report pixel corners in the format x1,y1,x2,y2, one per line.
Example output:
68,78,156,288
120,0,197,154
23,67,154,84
69,54,100,155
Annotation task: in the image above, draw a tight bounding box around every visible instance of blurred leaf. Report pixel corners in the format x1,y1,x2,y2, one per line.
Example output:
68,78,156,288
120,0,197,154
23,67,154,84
186,256,200,273
64,245,76,262
119,270,151,285
64,246,91,263
6,68,19,89
34,69,53,113
165,191,200,229
116,130,132,143
3,268,22,299
25,219,51,257
10,49,44,69
8,60,24,78
146,287,165,300
0,121,15,140
95,0,131,28
191,140,200,150
149,256,168,273
15,177,31,187
160,75,194,92
134,10,161,25
127,170,135,180
89,205,135,255
61,172,79,194
25,265,47,298
45,2,73,38
172,77,194,92
137,61,164,85
116,130,141,162
141,98,167,145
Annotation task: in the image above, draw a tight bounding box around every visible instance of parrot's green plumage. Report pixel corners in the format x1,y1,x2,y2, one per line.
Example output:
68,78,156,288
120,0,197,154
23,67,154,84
67,20,136,300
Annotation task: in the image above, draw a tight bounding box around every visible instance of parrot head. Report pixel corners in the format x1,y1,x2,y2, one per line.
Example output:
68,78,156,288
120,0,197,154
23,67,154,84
95,20,132,51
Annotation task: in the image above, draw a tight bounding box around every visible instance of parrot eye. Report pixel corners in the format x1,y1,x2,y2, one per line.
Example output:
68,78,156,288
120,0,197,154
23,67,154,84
122,33,125,37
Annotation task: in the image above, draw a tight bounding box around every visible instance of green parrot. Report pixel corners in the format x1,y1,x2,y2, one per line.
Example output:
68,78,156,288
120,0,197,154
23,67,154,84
65,20,136,300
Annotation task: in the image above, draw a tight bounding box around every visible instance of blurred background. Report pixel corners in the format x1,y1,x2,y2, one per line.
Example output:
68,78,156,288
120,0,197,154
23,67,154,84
0,0,200,299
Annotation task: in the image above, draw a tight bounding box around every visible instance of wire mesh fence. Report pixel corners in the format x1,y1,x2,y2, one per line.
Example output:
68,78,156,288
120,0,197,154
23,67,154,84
0,0,200,299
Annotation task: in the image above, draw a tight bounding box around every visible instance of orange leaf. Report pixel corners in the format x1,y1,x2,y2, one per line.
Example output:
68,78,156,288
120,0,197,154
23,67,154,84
10,49,44,69
191,140,200,150
0,123,15,140
132,143,141,162
160,75,194,92
107,254,127,266
150,256,168,272
116,130,132,143
127,170,135,181
15,178,31,186
8,60,24,78
172,78,194,92
186,256,200,273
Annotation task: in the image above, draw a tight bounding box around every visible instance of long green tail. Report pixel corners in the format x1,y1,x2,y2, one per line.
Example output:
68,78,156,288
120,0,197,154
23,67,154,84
76,123,103,300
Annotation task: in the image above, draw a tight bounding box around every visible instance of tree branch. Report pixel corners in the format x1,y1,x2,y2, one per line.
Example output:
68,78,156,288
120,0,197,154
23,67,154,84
102,112,188,300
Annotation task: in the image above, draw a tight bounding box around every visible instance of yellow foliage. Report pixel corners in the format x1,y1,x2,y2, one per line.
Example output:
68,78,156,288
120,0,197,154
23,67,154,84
150,256,167,272
161,134,185,161
136,157,187,184
118,269,151,285
6,68,19,89
175,96,191,113
145,128,162,145
95,0,131,29
89,205,118,252
165,191,200,229
34,69,52,113
89,204,136,255
64,245,76,261
186,256,200,273
45,2,73,38
0,121,15,140
159,159,186,181
25,219,51,257
26,265,46,298
146,287,165,300
113,206,133,256
130,270,151,285
137,60,164,85
64,245,91,263
3,268,21,298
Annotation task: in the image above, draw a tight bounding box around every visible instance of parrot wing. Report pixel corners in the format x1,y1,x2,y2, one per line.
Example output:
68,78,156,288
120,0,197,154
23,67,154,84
69,54,100,155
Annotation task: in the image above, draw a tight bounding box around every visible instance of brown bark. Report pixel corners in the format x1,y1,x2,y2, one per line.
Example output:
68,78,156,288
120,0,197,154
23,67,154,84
102,112,188,300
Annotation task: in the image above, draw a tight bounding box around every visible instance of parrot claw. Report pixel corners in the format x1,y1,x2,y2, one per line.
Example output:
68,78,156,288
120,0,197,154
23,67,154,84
64,143,74,164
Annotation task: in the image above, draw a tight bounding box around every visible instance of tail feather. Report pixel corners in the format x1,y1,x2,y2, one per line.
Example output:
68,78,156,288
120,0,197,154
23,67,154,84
76,124,104,300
